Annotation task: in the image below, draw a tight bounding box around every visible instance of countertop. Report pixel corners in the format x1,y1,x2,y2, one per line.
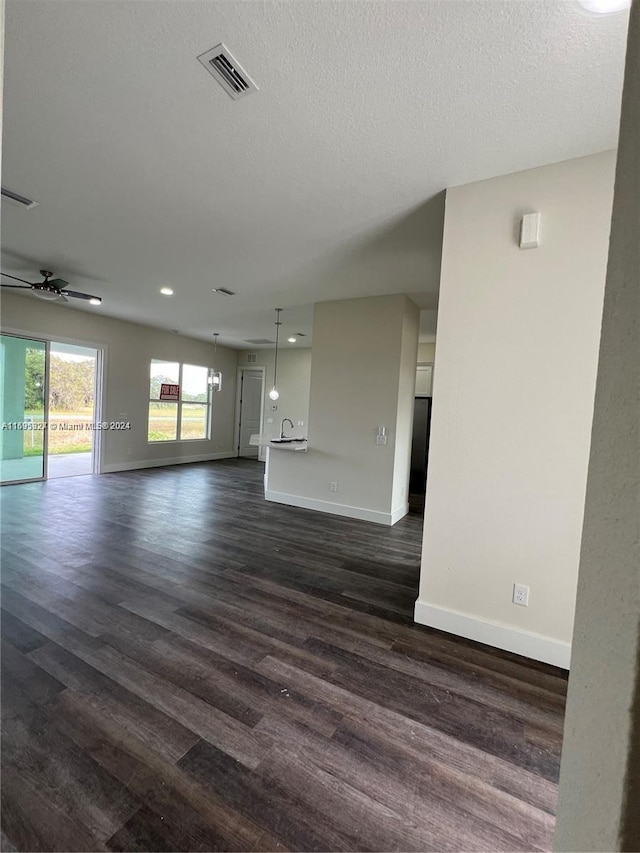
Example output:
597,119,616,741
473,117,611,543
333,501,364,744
249,434,308,452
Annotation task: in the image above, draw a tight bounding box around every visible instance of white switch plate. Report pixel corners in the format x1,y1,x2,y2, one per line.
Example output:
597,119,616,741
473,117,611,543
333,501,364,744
513,583,530,606
519,213,541,249
376,434,387,445
329,482,338,493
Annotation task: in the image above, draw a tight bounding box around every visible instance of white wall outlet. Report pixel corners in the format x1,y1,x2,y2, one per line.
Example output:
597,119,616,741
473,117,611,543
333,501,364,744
376,434,387,445
266,417,273,424
513,583,530,606
271,404,278,410
329,482,338,493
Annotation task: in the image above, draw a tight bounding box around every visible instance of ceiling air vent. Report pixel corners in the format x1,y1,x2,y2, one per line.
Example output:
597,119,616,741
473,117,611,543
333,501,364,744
212,287,235,296
197,44,258,101
247,354,257,364
1,187,39,210
245,338,273,345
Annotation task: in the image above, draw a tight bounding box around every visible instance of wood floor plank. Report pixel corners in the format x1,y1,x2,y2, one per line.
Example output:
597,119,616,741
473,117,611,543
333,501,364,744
255,714,553,851
256,655,559,815
45,691,282,853
1,459,567,851
1,674,140,845
27,640,200,763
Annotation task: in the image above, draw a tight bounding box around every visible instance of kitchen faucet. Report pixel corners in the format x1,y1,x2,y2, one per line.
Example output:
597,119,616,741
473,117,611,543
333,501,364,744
280,418,294,439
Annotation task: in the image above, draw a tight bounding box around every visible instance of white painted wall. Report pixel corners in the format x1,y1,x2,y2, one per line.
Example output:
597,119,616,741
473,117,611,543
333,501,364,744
0,292,238,471
266,294,419,525
237,348,312,439
555,5,640,848
415,151,616,668
417,342,436,363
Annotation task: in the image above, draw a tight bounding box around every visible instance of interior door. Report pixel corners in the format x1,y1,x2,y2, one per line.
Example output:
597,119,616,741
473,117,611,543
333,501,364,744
0,334,48,484
409,396,433,498
238,369,263,458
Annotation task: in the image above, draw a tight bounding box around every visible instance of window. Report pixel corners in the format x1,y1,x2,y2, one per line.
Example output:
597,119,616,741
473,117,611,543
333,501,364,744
148,360,211,442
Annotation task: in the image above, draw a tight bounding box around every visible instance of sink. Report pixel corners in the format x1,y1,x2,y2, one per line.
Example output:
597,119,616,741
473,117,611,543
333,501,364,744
270,437,306,443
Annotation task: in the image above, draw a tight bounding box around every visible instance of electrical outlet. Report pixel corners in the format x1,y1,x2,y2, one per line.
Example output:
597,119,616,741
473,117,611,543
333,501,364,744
329,482,338,493
513,583,530,606
266,417,273,424
376,434,387,445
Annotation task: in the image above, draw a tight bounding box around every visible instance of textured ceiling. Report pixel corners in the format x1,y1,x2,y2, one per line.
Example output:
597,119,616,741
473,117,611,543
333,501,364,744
1,0,628,347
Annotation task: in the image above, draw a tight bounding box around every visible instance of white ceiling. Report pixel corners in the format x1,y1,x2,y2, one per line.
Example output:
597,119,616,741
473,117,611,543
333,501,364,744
1,0,628,348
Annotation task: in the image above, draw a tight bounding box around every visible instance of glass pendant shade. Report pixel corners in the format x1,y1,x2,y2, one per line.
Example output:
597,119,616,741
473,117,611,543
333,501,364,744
271,308,282,401
211,333,223,392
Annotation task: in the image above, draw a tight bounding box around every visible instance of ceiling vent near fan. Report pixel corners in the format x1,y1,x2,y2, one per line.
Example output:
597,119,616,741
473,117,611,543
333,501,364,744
212,287,235,296
197,44,259,101
1,187,39,210
245,338,273,345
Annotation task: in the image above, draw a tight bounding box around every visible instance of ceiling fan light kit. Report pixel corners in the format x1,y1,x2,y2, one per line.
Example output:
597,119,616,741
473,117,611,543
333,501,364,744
0,269,102,305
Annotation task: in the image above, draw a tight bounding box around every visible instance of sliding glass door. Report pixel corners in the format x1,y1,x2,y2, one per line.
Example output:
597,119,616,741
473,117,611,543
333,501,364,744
0,334,48,484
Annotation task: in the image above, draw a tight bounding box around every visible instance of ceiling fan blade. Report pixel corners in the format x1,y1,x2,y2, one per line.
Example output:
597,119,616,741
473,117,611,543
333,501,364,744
0,283,31,289
1,272,33,285
63,289,101,303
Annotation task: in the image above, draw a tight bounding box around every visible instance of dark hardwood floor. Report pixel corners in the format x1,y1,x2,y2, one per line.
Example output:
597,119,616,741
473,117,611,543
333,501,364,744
0,459,567,852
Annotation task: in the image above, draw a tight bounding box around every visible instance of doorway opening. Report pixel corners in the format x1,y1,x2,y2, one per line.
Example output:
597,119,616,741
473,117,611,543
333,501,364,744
235,367,265,459
47,342,100,479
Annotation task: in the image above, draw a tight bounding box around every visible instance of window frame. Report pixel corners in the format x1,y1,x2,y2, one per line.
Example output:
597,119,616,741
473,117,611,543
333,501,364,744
148,360,212,444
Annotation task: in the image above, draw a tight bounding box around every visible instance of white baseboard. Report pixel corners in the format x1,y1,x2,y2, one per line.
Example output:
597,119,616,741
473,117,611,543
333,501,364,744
101,451,235,474
265,489,405,526
414,599,571,669
391,503,410,524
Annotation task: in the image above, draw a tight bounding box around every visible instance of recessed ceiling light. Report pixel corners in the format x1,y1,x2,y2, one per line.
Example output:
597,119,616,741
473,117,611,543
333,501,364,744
287,337,297,343
89,297,102,306
160,286,174,296
577,0,629,12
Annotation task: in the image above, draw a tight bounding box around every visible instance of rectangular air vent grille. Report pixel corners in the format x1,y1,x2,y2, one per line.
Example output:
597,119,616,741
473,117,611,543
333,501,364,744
197,44,259,101
247,353,257,364
1,187,39,209
212,287,235,296
245,338,273,345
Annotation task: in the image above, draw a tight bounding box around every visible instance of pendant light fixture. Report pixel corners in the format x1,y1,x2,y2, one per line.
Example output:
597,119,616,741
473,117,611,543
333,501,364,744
269,308,282,401
209,333,223,391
